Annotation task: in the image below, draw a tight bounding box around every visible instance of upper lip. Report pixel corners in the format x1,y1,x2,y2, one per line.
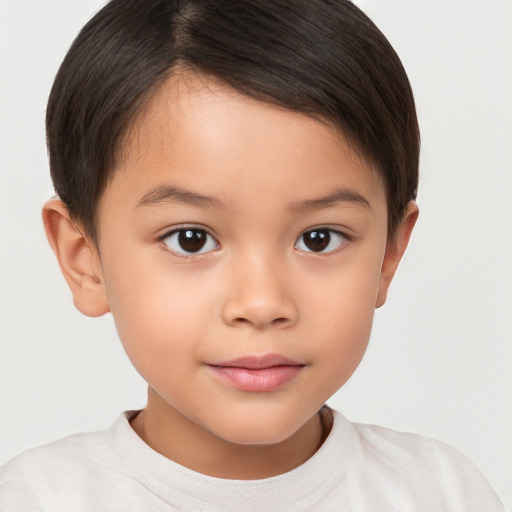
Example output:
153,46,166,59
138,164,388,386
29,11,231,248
209,354,304,369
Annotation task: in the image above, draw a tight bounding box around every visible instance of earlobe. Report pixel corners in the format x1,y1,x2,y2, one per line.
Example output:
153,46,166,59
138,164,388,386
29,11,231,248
376,202,419,308
42,198,110,317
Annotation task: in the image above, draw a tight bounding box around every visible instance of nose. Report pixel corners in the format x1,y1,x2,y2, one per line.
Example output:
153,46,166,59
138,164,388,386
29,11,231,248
221,252,298,330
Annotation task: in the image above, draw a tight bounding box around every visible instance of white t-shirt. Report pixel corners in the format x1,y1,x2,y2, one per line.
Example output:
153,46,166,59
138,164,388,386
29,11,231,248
0,409,504,511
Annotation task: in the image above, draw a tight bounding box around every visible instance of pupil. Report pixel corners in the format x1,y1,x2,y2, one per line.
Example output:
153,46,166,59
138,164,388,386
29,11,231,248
304,230,330,252
178,230,207,252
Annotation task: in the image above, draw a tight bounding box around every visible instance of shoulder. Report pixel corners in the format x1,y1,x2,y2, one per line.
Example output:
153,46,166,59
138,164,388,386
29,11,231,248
0,416,125,511
351,419,467,463
0,422,119,476
350,419,483,476
328,410,504,509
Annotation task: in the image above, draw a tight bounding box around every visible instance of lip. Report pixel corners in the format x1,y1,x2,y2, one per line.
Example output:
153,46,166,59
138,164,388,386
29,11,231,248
207,354,305,392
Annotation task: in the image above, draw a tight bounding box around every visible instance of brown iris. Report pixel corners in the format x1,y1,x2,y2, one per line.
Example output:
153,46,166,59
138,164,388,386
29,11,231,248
302,230,331,252
178,229,208,252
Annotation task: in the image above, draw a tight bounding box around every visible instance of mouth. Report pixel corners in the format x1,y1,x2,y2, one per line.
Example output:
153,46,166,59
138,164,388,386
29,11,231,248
207,354,305,392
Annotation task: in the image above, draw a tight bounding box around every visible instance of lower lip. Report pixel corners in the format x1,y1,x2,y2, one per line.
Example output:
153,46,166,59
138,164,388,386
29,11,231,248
208,365,303,392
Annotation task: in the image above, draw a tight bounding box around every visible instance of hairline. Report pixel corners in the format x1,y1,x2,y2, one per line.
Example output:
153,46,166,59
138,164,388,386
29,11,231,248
89,68,390,244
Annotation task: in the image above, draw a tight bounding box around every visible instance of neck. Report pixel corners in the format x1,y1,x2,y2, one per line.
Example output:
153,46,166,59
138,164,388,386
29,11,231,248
130,389,331,480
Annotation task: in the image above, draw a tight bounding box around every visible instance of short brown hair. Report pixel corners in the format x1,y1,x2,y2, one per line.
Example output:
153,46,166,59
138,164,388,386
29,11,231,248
47,0,419,242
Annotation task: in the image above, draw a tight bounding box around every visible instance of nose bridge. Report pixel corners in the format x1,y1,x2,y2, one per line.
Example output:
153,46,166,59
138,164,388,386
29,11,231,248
222,245,297,330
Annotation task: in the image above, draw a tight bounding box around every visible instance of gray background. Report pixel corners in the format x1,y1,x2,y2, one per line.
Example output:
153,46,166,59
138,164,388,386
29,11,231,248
1,0,511,506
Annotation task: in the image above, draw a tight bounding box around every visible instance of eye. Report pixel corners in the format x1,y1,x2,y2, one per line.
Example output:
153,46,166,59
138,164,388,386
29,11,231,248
162,228,219,256
295,228,346,254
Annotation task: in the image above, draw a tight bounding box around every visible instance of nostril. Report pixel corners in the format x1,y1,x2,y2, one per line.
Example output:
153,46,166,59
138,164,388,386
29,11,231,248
231,316,291,329
222,296,299,329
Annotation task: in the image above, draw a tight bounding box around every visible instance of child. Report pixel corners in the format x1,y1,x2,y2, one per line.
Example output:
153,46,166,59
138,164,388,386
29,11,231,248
0,0,505,510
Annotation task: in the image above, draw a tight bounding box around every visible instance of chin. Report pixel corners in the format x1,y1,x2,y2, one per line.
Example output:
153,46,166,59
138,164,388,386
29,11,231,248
207,409,306,446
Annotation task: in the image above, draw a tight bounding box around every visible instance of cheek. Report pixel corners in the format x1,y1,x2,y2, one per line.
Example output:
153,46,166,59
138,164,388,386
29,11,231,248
102,252,215,373
302,247,381,324
301,251,383,381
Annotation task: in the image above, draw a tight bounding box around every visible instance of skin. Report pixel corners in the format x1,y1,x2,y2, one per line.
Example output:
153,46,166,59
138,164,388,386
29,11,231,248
43,73,417,480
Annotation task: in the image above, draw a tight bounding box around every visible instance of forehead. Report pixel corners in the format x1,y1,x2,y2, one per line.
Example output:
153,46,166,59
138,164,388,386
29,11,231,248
106,72,386,215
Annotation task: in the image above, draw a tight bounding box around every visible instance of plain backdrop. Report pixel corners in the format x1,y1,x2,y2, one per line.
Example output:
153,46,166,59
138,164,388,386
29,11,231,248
1,0,511,507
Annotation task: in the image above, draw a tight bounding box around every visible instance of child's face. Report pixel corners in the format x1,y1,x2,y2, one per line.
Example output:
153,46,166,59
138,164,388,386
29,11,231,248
88,74,407,445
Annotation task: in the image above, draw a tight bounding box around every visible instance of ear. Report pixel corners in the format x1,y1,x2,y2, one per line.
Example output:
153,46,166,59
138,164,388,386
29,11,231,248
42,198,110,317
376,201,419,308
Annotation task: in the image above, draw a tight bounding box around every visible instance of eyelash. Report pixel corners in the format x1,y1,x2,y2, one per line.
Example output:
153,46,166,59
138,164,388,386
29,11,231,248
159,226,349,258
295,228,348,255
159,227,219,258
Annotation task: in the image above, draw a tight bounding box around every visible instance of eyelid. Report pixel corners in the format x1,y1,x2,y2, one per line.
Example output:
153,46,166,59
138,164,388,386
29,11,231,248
294,226,350,255
157,223,217,239
158,224,220,258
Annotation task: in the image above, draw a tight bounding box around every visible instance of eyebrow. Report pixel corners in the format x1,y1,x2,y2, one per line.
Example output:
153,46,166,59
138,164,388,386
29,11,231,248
136,183,372,213
288,188,372,213
136,184,226,210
